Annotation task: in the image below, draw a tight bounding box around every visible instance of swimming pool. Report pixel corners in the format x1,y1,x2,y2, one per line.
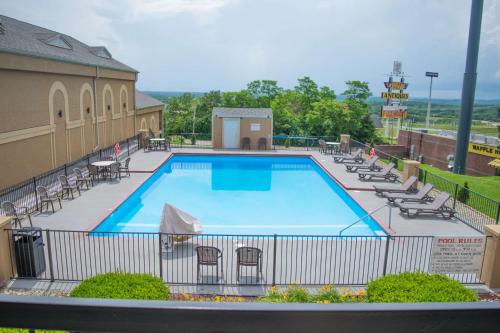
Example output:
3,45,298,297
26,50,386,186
94,155,385,236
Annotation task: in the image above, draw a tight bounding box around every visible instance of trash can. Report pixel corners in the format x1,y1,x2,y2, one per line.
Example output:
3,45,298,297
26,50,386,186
13,227,46,278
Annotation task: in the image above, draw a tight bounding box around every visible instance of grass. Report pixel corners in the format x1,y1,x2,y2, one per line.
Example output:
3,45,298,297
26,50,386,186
419,164,500,201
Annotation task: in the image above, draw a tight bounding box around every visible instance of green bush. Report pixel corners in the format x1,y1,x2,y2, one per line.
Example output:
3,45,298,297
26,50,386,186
457,181,470,204
259,285,342,304
70,273,169,300
367,272,477,303
190,134,197,145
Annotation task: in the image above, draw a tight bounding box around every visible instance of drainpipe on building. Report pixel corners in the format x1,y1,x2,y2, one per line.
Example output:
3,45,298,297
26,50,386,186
92,66,100,151
133,72,137,136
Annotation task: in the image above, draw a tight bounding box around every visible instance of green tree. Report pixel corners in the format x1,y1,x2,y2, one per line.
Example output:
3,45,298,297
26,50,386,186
247,80,283,107
342,80,372,105
305,99,348,137
270,90,303,135
295,76,320,110
342,81,375,142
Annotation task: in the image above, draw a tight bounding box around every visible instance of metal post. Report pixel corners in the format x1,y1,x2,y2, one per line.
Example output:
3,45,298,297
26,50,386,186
382,236,391,276
453,0,484,174
423,170,427,184
64,164,67,176
388,205,393,229
158,233,163,279
46,230,54,282
127,138,130,156
495,202,500,224
272,234,277,286
425,76,433,130
33,177,38,211
453,183,459,209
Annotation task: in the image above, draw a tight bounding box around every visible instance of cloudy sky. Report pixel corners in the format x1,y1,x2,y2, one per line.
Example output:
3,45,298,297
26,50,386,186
1,0,499,99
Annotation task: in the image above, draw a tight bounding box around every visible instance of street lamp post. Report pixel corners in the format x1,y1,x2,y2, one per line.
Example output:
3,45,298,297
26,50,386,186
425,72,438,130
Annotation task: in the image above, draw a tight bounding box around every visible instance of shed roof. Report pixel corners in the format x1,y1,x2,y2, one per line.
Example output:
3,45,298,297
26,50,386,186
136,90,164,109
212,107,272,118
0,15,137,73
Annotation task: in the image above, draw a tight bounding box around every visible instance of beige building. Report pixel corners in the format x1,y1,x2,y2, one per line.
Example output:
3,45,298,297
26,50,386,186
0,15,140,190
212,108,273,150
135,90,164,136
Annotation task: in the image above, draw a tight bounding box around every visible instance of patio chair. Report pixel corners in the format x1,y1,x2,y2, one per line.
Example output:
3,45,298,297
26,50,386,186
87,164,100,182
195,246,223,283
358,162,398,182
149,128,156,138
242,137,251,150
333,148,364,163
144,136,152,152
58,175,81,199
36,186,62,213
1,201,33,228
383,183,434,203
236,247,263,283
395,192,455,219
345,156,380,172
119,157,131,177
374,176,418,195
109,162,121,180
103,155,115,161
73,168,93,189
318,139,327,154
165,137,171,151
258,137,267,150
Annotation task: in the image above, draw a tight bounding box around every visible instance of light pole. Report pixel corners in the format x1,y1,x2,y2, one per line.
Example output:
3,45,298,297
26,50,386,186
425,72,438,130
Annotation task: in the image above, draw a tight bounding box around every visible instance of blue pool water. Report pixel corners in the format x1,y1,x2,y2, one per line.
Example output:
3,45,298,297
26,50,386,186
94,155,385,236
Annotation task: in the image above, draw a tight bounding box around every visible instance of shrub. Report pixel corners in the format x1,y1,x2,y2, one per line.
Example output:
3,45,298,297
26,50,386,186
259,285,311,303
70,273,169,300
311,284,340,304
190,134,197,145
457,181,470,204
367,272,477,303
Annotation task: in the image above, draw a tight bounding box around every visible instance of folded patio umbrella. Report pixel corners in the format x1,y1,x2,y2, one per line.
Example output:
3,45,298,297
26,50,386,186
160,204,203,235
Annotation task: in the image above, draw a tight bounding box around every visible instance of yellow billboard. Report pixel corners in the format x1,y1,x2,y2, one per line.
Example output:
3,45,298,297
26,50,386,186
468,143,500,158
384,82,408,90
381,92,409,99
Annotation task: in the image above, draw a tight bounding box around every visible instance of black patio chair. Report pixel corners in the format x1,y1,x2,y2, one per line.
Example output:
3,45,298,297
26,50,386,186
119,157,131,177
58,175,81,199
1,201,32,228
36,186,62,213
258,137,267,150
236,247,263,283
195,246,223,283
73,168,93,189
109,162,121,180
87,164,100,182
242,137,251,150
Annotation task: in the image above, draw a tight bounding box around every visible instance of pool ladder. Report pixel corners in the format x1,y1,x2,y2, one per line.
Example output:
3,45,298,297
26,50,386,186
338,204,392,236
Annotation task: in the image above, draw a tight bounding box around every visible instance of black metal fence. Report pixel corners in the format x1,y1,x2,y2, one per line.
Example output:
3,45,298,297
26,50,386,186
0,135,139,216
5,229,484,286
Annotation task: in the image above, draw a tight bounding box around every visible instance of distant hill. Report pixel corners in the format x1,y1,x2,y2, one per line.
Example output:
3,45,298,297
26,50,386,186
143,91,205,103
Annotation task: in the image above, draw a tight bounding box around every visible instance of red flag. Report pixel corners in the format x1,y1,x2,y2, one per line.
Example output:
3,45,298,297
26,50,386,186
369,148,375,159
114,143,121,155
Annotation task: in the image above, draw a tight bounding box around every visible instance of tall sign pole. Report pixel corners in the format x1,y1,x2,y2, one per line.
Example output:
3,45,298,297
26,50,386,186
425,72,438,130
453,0,484,174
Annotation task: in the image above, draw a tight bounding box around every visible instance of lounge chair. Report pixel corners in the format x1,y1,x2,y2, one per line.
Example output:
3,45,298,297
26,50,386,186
358,162,398,182
37,186,62,213
383,183,434,203
119,157,131,177
395,192,455,219
1,201,32,228
333,148,363,163
242,137,251,150
258,137,267,150
196,246,223,283
74,168,92,189
58,175,81,199
236,247,263,283
345,156,380,172
373,176,418,195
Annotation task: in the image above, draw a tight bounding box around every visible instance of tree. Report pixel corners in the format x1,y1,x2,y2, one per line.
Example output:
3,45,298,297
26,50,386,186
341,81,375,142
246,80,283,107
295,76,320,110
305,99,348,137
342,80,372,105
270,90,303,135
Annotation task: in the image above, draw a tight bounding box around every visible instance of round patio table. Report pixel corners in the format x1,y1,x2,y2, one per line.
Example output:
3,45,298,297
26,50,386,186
91,160,116,180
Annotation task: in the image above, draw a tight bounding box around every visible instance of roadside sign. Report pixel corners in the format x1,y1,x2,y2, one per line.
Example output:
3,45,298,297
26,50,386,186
430,236,485,274
384,82,408,90
381,92,409,100
425,72,439,77
380,105,407,119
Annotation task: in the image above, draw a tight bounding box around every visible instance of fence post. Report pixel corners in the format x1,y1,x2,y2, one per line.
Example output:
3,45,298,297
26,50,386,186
423,170,427,184
158,233,163,279
453,183,459,209
87,155,90,165
33,177,39,211
272,234,277,286
64,164,67,177
99,149,102,160
127,138,130,156
382,236,391,276
45,230,54,282
496,202,500,225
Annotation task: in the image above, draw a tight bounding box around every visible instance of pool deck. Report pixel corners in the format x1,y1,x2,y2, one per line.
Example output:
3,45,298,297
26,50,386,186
29,147,480,236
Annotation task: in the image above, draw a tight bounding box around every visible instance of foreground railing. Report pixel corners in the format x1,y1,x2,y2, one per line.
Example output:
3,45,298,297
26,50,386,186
1,295,500,333
0,135,140,216
6,229,483,286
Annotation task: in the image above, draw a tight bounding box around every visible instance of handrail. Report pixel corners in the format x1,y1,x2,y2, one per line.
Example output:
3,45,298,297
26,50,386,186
339,204,391,236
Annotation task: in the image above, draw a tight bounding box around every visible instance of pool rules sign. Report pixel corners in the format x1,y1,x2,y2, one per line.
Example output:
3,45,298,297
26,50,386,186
430,237,486,274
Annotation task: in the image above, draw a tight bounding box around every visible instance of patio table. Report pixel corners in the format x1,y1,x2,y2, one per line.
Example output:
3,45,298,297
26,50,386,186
91,160,116,180
150,138,168,151
325,141,341,154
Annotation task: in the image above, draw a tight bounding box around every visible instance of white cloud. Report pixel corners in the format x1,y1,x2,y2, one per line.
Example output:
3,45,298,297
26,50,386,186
127,0,232,19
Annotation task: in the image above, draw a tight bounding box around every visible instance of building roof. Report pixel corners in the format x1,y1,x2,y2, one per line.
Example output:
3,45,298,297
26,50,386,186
135,90,164,109
212,107,273,118
488,159,500,169
0,15,137,73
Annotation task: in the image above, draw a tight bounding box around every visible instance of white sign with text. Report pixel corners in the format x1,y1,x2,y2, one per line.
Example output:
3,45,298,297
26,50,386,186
250,123,261,131
430,236,485,274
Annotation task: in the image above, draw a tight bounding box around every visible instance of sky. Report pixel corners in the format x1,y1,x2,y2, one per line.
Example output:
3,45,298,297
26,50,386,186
1,0,499,99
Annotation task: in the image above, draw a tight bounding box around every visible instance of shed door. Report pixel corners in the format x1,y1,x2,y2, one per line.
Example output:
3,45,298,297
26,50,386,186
223,118,240,149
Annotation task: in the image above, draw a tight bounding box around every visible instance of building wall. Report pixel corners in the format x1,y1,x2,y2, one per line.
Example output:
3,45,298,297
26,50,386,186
398,130,496,176
136,105,163,135
212,116,272,149
0,55,136,189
